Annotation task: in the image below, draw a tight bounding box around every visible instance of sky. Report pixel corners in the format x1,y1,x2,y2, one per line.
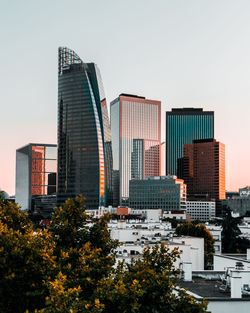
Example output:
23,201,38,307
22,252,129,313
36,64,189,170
0,0,250,195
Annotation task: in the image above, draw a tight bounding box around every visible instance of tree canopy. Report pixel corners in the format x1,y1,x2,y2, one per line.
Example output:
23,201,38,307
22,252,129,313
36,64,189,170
222,209,250,253
0,196,207,313
175,222,215,269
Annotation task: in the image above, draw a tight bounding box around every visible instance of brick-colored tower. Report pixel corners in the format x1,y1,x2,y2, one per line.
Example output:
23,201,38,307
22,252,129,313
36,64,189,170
180,139,225,200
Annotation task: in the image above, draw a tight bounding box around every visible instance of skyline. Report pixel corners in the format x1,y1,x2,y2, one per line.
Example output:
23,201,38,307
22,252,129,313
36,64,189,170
1,0,250,195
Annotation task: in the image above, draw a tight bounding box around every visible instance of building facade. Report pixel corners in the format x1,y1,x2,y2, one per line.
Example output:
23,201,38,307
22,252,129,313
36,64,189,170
186,200,216,221
111,94,161,204
224,186,250,216
16,143,57,211
129,175,186,211
180,139,225,201
57,47,112,209
166,108,214,175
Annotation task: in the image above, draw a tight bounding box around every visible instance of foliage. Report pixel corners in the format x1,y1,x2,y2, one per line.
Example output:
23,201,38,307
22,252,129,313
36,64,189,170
50,195,118,301
96,245,207,313
161,216,185,228
0,190,8,200
0,190,4,200
0,200,56,312
0,196,208,313
221,209,250,253
0,198,32,233
175,222,215,269
50,195,89,250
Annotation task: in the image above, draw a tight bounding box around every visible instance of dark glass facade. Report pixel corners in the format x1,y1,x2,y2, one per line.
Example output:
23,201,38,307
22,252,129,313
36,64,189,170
57,47,112,209
166,108,214,175
129,176,186,211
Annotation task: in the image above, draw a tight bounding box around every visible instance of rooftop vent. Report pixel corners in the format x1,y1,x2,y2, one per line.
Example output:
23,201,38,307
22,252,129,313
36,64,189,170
235,262,244,270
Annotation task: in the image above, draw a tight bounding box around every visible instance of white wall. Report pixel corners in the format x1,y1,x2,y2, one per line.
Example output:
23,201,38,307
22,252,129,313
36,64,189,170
110,227,170,242
208,300,250,313
206,225,222,254
172,237,204,271
115,242,203,271
15,151,29,210
239,225,250,236
145,209,162,221
214,255,250,271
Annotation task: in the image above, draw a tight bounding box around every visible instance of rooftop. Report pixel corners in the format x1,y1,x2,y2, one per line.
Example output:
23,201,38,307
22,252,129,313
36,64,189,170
215,254,250,263
179,277,250,300
119,93,145,99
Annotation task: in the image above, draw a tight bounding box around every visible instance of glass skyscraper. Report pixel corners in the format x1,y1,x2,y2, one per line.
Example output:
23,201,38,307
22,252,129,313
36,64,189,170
57,47,112,209
166,108,214,175
111,94,161,204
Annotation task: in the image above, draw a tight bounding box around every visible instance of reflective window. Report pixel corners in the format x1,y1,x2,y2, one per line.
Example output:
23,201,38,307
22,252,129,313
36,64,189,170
45,146,57,159
45,160,57,173
31,145,57,196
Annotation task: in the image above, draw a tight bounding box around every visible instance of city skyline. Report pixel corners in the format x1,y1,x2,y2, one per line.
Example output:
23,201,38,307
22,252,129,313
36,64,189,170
1,0,250,195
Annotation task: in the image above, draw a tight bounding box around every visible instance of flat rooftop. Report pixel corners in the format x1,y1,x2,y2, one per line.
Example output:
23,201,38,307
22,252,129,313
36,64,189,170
215,254,250,263
179,277,250,300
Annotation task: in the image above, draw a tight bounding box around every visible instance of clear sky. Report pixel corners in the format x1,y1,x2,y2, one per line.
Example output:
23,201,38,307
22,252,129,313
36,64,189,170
0,0,250,195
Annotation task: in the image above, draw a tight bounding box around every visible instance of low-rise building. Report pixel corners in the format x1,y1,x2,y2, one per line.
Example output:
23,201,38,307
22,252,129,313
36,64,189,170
224,186,250,216
15,143,57,211
186,201,216,221
162,209,187,220
179,268,250,313
214,250,250,271
238,223,250,240
206,224,222,254
109,220,204,271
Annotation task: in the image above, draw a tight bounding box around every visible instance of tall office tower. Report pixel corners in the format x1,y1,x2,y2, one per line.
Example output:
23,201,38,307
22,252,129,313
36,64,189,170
166,108,214,175
16,143,57,211
111,94,161,204
131,139,144,180
57,47,112,209
181,139,225,201
160,142,166,176
131,139,160,180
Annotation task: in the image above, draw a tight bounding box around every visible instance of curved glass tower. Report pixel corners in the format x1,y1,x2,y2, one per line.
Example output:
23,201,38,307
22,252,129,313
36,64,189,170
57,47,112,209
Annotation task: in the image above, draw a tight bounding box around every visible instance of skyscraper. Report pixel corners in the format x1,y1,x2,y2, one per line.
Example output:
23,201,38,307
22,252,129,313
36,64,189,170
16,143,57,211
181,139,225,201
166,108,214,175
111,94,161,204
57,47,112,209
131,139,160,180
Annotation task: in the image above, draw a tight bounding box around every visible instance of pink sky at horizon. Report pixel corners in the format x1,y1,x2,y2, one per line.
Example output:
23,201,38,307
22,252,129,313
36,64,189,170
0,0,250,196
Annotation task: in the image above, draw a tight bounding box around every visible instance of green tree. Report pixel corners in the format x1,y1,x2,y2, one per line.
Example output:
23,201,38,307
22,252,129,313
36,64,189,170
0,198,32,232
222,209,250,253
95,244,207,313
0,196,208,312
0,189,8,201
50,195,89,250
49,195,118,300
175,222,215,269
0,200,56,312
